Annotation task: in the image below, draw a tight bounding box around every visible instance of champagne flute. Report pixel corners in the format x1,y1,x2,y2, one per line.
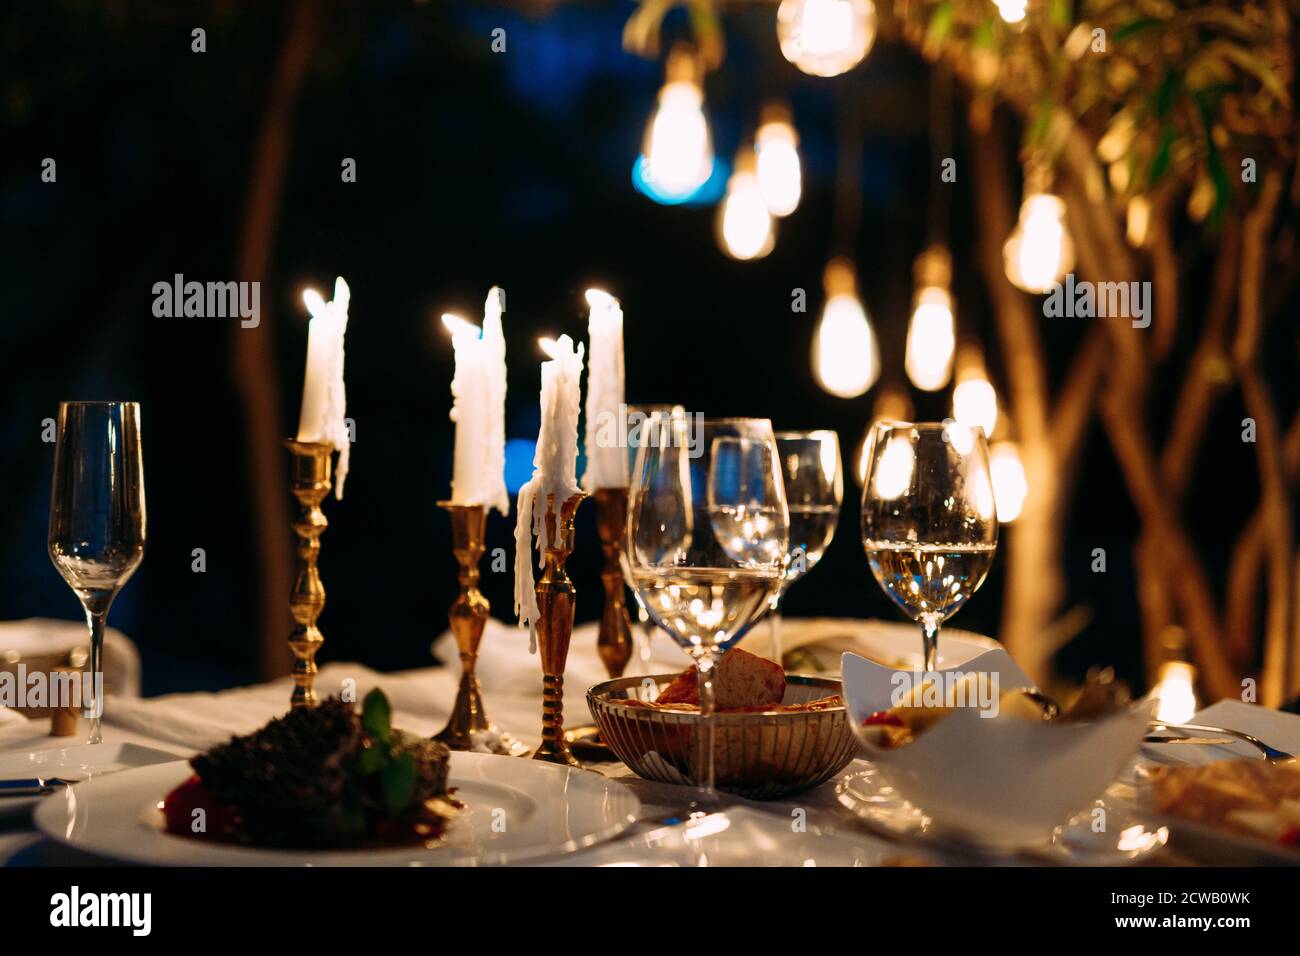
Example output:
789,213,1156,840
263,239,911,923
627,417,788,794
47,402,147,743
619,403,682,674
860,421,996,672
768,430,843,666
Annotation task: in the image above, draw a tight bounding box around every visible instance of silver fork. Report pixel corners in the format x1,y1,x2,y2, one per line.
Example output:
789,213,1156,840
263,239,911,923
1147,722,1293,762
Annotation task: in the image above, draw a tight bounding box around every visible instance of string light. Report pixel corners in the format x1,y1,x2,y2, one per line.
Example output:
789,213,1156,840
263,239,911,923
717,147,775,260
904,247,956,392
951,344,998,440
639,45,714,203
776,0,876,78
989,440,1027,523
812,257,879,399
994,0,1028,24
1003,191,1075,293
755,103,801,217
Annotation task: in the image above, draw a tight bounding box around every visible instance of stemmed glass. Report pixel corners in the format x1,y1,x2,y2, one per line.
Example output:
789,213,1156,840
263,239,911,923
627,417,789,794
619,404,681,674
47,402,147,744
860,421,996,672
768,430,843,666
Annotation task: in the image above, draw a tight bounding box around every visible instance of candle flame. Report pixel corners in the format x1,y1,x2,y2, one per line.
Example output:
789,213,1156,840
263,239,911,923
302,288,327,320
538,336,558,358
584,288,615,309
441,313,480,337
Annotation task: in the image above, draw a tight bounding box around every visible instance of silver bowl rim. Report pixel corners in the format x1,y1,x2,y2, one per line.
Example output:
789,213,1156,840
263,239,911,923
587,673,846,722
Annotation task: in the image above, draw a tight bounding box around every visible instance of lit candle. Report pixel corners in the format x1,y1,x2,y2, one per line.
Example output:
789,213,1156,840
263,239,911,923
442,286,509,515
514,334,585,647
297,276,351,498
582,289,627,490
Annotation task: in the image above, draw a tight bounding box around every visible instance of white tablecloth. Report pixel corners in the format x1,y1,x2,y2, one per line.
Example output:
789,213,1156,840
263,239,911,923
2,619,1297,866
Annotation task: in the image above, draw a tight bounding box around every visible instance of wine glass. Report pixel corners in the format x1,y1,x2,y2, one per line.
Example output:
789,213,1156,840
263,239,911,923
627,417,788,794
768,430,843,666
860,421,996,672
619,404,683,674
47,402,147,743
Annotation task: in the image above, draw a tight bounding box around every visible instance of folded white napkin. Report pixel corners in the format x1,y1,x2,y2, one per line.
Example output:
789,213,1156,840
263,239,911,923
0,617,141,697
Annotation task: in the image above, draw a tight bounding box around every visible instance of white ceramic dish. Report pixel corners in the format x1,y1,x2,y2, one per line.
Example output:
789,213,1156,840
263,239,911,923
0,741,180,821
550,806,907,867
34,753,641,866
841,648,1154,849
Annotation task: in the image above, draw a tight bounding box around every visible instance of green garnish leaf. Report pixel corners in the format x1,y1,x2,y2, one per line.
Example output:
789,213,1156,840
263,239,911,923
382,751,417,816
357,745,386,775
362,688,392,744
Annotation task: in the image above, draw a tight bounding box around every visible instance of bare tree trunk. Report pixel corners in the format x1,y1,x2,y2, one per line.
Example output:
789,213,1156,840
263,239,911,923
232,0,323,680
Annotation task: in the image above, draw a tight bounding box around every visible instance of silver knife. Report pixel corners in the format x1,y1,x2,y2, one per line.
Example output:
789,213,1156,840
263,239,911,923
0,776,80,797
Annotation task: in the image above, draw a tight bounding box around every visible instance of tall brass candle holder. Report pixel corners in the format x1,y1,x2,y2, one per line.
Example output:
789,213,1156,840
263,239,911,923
285,439,333,710
433,502,521,754
593,487,634,678
533,491,587,767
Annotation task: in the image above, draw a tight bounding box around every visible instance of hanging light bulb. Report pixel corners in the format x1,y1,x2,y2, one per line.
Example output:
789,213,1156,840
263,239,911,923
755,103,801,217
1003,190,1075,293
854,387,913,486
812,257,879,399
717,147,775,260
994,0,1028,24
989,440,1028,523
639,45,714,203
905,247,956,392
776,0,877,78
951,344,998,440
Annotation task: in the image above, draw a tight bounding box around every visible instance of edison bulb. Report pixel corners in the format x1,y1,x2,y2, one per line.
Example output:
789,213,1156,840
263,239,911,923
717,150,775,260
812,258,878,399
1003,193,1075,293
777,0,877,78
755,108,801,217
905,287,955,392
994,0,1028,23
641,49,713,202
953,378,998,440
989,440,1027,523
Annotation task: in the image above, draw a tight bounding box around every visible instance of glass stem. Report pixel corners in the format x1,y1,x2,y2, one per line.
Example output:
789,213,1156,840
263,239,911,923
695,650,719,796
769,593,785,667
83,604,108,744
920,615,941,672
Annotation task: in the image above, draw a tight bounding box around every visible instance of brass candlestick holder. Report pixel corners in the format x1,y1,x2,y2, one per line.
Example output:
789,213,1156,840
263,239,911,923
285,439,333,710
433,502,520,754
533,491,587,767
593,487,634,678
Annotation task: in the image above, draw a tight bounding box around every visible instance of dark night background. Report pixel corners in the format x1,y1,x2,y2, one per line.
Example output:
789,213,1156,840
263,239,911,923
1,1,1289,695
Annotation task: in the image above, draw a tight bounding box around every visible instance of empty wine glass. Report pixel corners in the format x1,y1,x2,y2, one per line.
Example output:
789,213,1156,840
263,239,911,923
47,402,147,743
627,417,788,794
619,403,683,674
860,421,996,672
768,430,843,666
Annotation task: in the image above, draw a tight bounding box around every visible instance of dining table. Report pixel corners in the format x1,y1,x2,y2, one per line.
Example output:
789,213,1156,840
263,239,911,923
2,618,1297,867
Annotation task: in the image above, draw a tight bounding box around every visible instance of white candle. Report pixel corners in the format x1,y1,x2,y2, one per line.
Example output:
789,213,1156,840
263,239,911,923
581,288,628,490
297,276,351,499
514,334,585,646
443,287,509,514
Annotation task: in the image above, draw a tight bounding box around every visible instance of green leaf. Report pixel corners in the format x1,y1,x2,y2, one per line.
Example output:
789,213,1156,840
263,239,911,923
382,752,417,816
357,745,386,775
1113,19,1160,41
362,688,391,744
1148,124,1176,183
926,2,953,49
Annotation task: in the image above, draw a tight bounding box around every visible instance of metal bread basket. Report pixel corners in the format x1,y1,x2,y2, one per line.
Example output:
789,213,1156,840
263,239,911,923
588,673,858,800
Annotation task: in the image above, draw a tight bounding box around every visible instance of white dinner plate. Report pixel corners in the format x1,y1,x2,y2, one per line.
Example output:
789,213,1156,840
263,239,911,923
836,764,1170,865
0,741,181,822
34,753,641,866
547,806,913,867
